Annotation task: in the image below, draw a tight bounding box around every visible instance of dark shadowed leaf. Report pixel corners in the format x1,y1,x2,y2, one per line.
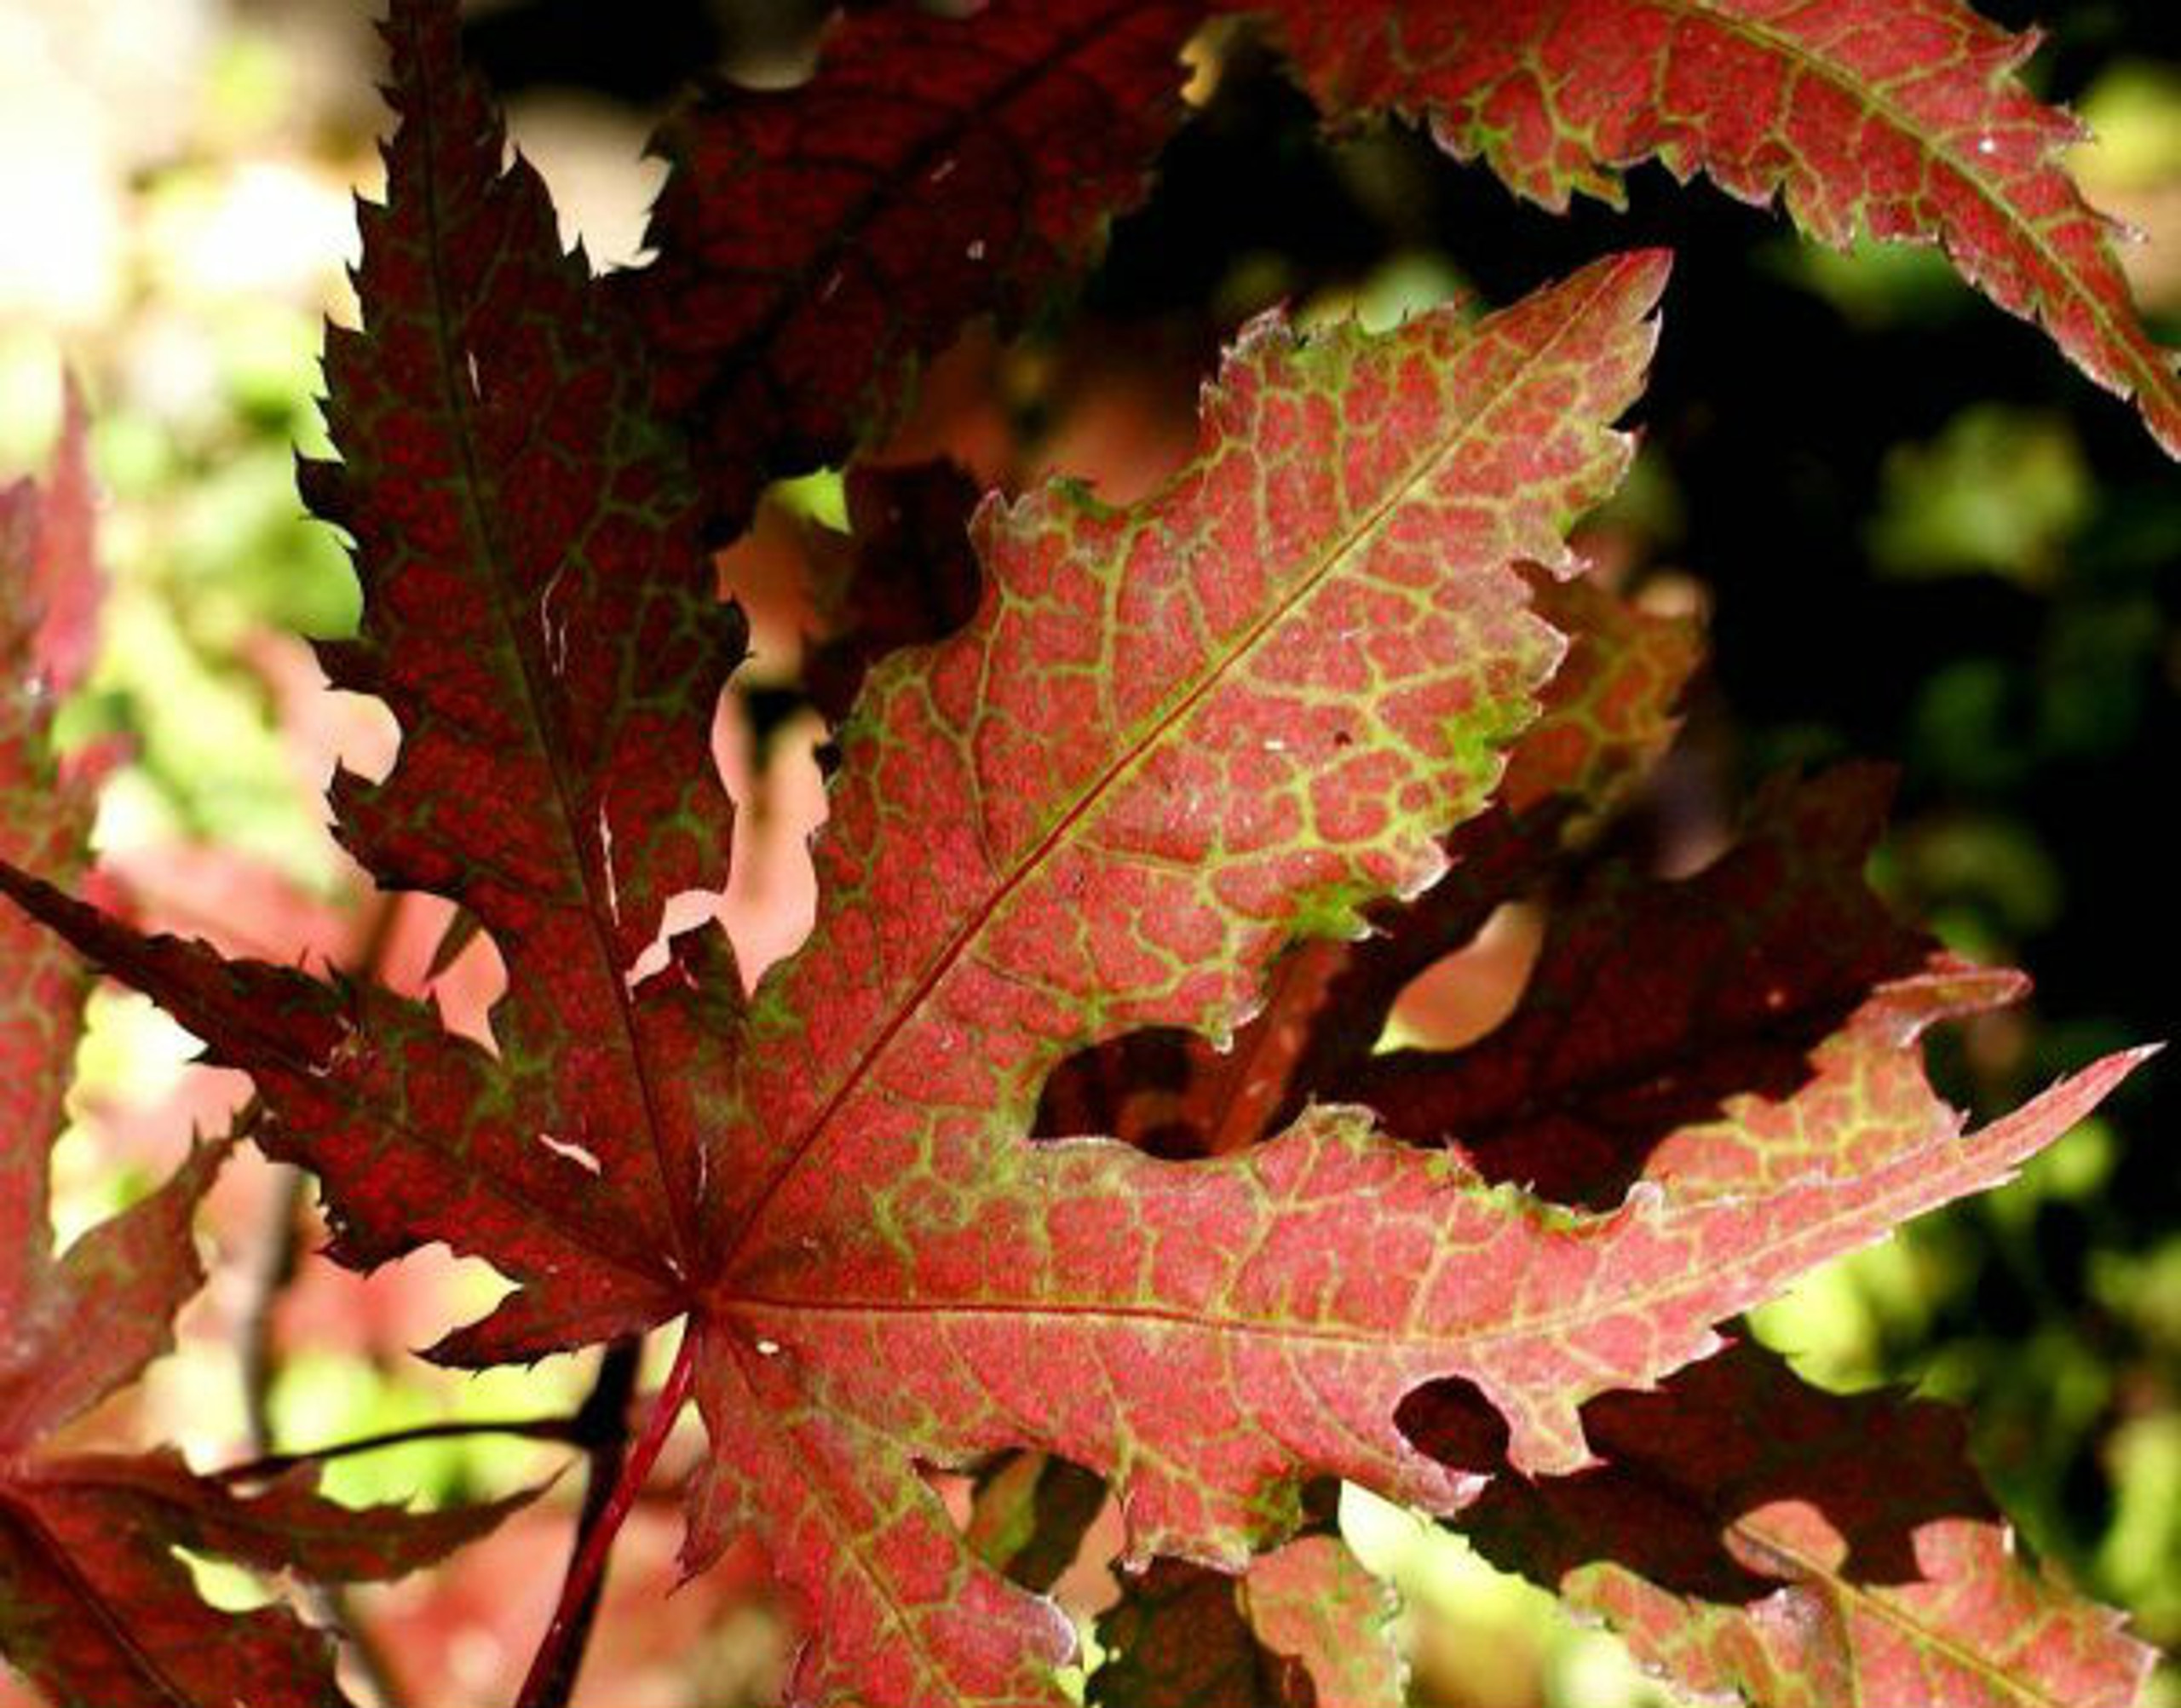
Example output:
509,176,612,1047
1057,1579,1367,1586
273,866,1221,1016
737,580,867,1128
619,0,1203,538
1447,1341,2156,1708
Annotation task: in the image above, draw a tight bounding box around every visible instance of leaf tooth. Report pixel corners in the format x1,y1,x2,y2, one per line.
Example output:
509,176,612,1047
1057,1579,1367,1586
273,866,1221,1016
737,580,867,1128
291,452,349,530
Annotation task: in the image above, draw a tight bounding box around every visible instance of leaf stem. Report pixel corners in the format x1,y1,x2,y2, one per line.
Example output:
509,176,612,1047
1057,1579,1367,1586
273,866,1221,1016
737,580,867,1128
213,1415,590,1486
513,1330,695,1708
508,1339,640,1708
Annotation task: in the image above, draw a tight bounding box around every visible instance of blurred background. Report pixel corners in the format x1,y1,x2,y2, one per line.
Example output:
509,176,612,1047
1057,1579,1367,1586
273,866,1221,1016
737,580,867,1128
0,1,2174,1704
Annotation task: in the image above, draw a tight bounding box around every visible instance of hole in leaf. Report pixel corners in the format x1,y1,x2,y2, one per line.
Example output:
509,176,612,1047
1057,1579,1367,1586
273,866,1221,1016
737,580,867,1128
174,1547,279,1613
1376,901,1541,1055
424,914,505,1052
536,1130,602,1175
715,700,826,988
1033,1027,1224,1156
932,1449,1118,1602
1394,1375,1511,1476
625,889,732,989
326,688,400,786
363,892,505,1053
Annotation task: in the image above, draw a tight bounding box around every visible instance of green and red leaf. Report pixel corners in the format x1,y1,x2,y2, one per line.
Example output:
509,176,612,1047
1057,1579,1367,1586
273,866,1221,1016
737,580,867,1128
666,248,2144,1703
1451,1340,2157,1708
671,255,1667,1700
0,386,102,1291
2,1441,532,1708
1,1451,525,1708
721,252,1666,1242
0,388,181,1462
1248,0,2181,457
1236,1534,1405,1708
0,7,2159,1704
292,0,750,1362
1035,566,1700,1157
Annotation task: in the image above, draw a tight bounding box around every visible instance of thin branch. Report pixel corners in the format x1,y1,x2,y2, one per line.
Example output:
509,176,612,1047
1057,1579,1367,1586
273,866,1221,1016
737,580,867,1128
214,1415,590,1487
235,1141,302,1458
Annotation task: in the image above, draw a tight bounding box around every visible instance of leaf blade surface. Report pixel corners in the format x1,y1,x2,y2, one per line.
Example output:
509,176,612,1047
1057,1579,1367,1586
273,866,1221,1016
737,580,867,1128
1251,0,2181,456
620,0,1201,535
1454,1341,2157,1708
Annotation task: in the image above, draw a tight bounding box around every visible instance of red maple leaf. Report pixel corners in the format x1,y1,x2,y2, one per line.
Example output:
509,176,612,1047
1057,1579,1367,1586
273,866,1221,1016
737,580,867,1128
1246,0,2181,457
625,0,2181,535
